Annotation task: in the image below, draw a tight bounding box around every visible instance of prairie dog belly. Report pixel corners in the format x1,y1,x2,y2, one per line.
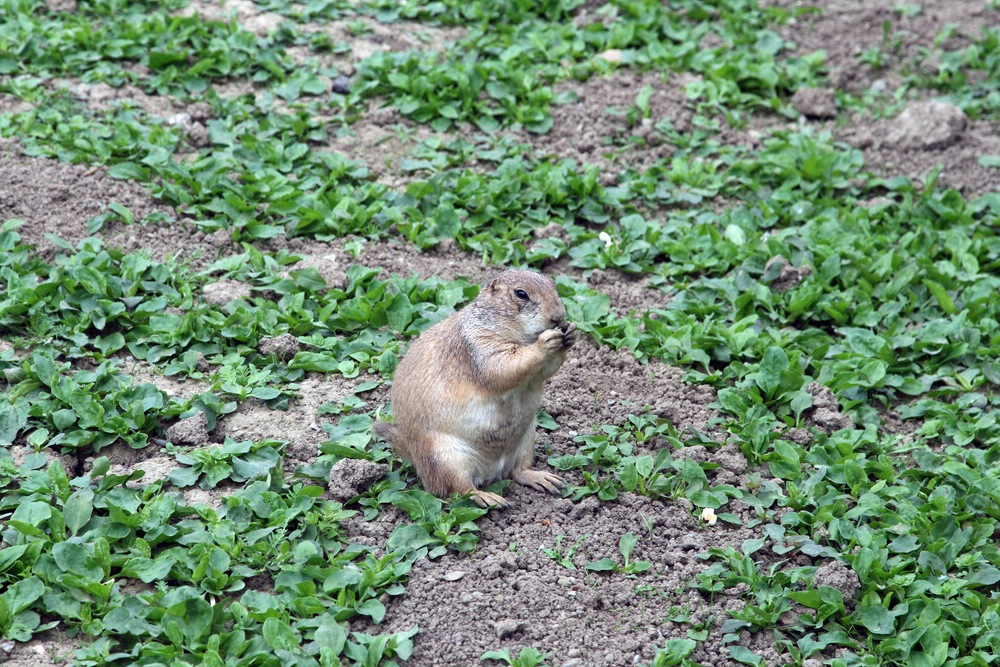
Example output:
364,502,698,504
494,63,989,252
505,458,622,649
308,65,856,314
436,388,539,483
459,389,539,446
435,434,512,487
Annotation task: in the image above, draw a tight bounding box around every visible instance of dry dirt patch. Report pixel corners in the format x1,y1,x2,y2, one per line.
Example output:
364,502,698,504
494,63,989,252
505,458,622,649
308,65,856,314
0,138,233,263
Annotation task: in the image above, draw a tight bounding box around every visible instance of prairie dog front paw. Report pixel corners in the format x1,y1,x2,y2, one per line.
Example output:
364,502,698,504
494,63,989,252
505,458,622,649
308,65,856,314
557,321,577,349
539,328,566,352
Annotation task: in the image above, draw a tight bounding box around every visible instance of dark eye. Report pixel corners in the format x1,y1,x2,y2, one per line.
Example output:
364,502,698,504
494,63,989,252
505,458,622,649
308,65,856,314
514,289,529,301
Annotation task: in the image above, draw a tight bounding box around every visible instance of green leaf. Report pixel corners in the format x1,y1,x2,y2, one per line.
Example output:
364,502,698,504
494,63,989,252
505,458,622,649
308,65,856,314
11,500,52,527
858,360,887,387
716,388,749,416
164,597,213,643
4,576,44,614
314,615,347,654
536,411,558,430
922,279,957,315
622,463,644,495
356,598,386,623
386,524,437,554
168,467,201,487
0,545,31,574
858,605,895,634
107,162,149,180
121,556,174,583
63,489,94,537
52,542,103,582
262,617,299,651
619,532,639,560
584,558,617,572
432,204,461,240
756,347,789,396
724,224,746,246
0,399,28,445
729,646,763,666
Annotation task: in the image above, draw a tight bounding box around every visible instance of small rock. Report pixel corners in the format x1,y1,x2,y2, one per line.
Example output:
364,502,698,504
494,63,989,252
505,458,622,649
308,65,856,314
188,122,210,148
165,411,210,446
1,640,14,654
443,571,466,581
495,619,525,639
811,407,854,433
283,253,344,290
673,445,709,462
765,255,813,293
785,428,812,445
331,75,352,95
869,79,888,94
196,353,212,374
259,333,300,360
791,87,837,119
532,222,569,242
888,100,967,150
202,279,252,306
81,82,116,103
482,560,503,579
813,558,861,607
562,660,585,667
187,102,212,122
808,381,839,410
327,458,388,501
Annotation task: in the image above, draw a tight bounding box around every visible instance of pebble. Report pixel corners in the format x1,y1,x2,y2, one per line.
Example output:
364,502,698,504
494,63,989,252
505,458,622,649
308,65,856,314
331,75,351,95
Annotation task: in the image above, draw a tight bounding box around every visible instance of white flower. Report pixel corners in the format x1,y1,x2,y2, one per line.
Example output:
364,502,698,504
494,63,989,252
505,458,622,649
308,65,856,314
700,507,718,526
598,231,614,248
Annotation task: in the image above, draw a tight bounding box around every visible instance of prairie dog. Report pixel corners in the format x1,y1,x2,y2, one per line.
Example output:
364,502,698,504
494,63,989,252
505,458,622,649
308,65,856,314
374,269,576,508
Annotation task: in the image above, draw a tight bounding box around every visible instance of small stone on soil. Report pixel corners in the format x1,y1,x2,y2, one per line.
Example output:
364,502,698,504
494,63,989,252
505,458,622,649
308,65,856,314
791,87,837,119
888,100,967,151
259,333,300,360
331,75,352,94
202,279,252,306
495,619,525,639
328,458,388,501
165,411,210,445
813,558,861,607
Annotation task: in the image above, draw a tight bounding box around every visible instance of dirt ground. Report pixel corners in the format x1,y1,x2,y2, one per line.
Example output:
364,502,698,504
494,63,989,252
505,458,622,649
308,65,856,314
2,1,999,666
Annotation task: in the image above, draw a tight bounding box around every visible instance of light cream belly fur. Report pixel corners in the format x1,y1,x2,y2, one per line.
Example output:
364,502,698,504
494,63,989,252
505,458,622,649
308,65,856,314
435,390,538,486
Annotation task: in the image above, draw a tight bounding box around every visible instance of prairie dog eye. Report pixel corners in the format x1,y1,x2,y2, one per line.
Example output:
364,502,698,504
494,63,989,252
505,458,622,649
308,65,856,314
514,289,530,301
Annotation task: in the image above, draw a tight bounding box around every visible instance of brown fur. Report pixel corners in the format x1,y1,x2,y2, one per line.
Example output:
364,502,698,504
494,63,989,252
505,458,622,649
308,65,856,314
374,269,576,507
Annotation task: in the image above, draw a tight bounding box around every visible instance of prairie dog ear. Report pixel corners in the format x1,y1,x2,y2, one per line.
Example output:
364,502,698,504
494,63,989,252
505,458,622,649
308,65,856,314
487,276,501,293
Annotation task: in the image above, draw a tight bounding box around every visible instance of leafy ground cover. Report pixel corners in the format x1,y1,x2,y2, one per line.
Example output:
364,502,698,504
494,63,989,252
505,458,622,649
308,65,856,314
1,0,1000,665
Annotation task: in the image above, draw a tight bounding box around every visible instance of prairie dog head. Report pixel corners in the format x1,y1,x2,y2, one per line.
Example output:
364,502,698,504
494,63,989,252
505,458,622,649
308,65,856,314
470,270,567,343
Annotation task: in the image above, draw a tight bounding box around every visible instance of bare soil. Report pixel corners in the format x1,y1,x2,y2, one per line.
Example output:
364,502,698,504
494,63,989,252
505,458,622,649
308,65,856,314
2,1,999,666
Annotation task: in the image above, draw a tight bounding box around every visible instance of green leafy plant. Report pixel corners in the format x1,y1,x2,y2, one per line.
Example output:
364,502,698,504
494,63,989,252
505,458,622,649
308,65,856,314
540,534,588,570
168,438,284,489
481,647,552,667
585,532,652,576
